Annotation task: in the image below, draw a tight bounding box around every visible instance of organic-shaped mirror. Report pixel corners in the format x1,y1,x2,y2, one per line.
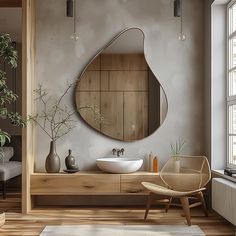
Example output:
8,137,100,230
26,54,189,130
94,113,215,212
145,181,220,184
75,28,168,141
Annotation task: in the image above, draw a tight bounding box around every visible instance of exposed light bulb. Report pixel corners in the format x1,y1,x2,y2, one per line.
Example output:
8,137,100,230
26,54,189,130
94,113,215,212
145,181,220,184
70,0,79,41
178,33,186,41
71,33,79,41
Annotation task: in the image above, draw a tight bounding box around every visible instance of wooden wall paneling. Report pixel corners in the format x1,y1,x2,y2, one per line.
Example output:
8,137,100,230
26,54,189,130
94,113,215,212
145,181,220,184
76,92,101,131
148,69,160,134
77,71,100,91
101,54,148,71
101,71,109,91
101,92,123,140
86,55,100,71
0,0,21,7
124,92,148,140
22,0,36,214
109,71,148,91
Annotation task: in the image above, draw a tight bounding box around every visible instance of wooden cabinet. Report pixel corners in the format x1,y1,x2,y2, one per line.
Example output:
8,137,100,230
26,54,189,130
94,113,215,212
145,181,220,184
31,172,120,195
30,171,159,196
120,172,162,194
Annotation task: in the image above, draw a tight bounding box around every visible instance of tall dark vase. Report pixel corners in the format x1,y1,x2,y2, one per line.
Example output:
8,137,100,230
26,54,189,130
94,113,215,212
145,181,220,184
45,141,60,173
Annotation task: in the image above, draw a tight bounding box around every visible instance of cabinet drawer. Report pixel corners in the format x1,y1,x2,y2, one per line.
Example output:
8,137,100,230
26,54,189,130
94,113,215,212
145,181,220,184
31,174,120,195
120,173,162,194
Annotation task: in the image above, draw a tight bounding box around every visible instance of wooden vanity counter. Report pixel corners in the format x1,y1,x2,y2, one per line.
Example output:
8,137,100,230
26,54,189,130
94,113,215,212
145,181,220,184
30,171,201,196
30,171,161,196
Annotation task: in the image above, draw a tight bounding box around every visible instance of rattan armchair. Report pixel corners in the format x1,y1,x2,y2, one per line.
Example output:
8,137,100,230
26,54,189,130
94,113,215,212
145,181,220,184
142,155,211,226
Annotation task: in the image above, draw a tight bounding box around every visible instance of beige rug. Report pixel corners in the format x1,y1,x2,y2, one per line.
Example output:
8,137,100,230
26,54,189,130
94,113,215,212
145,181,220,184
40,225,205,236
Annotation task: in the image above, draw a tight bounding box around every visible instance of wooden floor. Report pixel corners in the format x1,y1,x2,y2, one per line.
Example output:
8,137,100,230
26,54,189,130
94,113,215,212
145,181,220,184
0,193,235,236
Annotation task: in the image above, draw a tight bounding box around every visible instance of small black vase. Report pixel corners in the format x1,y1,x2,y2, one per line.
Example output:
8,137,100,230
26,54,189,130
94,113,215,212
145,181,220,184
45,141,60,173
65,149,77,170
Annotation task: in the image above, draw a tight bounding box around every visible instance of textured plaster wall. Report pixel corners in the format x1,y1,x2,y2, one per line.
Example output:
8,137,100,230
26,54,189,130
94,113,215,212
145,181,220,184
35,0,204,172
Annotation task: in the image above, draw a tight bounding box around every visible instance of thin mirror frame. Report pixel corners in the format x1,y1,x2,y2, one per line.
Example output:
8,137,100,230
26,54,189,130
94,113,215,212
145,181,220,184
74,27,168,141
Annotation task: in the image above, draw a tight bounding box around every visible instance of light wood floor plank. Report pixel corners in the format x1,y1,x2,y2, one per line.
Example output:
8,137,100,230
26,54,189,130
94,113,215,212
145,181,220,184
0,193,234,236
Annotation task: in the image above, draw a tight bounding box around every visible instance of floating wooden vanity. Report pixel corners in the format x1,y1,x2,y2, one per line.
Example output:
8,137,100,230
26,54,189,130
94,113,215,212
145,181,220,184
30,171,162,196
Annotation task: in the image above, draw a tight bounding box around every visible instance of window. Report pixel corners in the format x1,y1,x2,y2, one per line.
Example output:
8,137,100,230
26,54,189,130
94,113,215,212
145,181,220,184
227,0,236,167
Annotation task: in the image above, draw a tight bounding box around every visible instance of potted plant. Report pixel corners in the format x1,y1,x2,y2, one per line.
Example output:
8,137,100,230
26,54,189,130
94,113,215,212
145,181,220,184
170,139,185,173
0,34,26,227
29,84,103,173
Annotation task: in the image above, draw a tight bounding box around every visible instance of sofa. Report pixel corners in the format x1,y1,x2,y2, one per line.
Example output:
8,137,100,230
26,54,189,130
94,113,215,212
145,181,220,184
0,147,22,199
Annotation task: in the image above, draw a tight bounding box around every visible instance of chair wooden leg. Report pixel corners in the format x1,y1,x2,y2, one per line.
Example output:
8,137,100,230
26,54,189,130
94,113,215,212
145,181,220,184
180,196,191,226
2,181,6,200
196,191,208,217
165,197,172,213
144,193,154,220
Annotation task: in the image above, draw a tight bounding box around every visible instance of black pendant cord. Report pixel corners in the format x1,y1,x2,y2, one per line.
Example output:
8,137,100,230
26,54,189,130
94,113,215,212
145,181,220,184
73,0,76,35
179,0,186,41
71,0,78,40
180,0,183,37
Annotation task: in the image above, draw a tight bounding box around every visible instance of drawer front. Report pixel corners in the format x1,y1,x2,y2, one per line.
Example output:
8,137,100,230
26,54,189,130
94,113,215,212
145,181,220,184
120,174,162,194
31,174,120,195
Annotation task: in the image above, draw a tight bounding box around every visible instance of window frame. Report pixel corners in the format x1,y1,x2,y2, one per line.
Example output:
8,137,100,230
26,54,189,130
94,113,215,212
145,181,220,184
227,0,236,168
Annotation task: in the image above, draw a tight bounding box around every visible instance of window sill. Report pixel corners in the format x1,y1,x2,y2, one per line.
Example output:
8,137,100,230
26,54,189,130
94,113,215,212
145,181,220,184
212,169,236,183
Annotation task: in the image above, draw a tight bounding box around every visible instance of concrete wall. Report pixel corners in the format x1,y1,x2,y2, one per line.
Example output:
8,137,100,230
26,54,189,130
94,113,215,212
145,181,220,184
35,0,205,172
211,3,227,169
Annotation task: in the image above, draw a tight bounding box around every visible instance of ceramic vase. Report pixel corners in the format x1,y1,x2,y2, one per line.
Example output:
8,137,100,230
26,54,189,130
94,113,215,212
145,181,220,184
65,149,76,170
45,141,60,173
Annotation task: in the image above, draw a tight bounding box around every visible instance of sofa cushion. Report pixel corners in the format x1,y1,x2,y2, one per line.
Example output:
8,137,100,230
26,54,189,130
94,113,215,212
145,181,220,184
0,161,22,181
1,147,14,163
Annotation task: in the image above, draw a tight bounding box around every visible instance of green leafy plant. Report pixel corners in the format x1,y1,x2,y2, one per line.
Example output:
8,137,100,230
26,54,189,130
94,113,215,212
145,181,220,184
170,139,185,160
0,34,26,156
29,83,103,142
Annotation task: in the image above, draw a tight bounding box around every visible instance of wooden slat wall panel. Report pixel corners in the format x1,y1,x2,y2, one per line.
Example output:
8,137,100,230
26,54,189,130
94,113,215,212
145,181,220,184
76,92,101,131
101,71,109,91
101,54,148,70
101,92,123,140
76,53,149,140
109,71,148,91
77,71,100,91
86,55,100,71
124,92,148,140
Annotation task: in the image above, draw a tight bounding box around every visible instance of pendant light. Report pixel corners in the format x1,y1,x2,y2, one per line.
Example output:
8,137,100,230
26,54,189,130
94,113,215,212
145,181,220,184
174,0,180,17
66,0,79,40
66,0,73,17
174,0,186,41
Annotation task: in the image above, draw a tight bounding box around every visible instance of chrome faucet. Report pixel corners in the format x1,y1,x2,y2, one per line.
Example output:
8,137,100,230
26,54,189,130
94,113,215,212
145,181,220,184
112,148,125,157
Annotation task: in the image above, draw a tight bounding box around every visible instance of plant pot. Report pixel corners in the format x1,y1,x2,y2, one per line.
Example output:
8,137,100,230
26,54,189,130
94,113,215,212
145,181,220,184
0,212,5,227
174,160,181,173
45,141,60,173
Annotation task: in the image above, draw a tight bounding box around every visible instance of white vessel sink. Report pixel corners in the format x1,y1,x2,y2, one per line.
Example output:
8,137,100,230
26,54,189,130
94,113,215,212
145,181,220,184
96,157,143,174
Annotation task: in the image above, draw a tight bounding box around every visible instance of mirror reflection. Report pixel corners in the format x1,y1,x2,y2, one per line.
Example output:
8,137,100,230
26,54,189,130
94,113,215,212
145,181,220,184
75,28,168,141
